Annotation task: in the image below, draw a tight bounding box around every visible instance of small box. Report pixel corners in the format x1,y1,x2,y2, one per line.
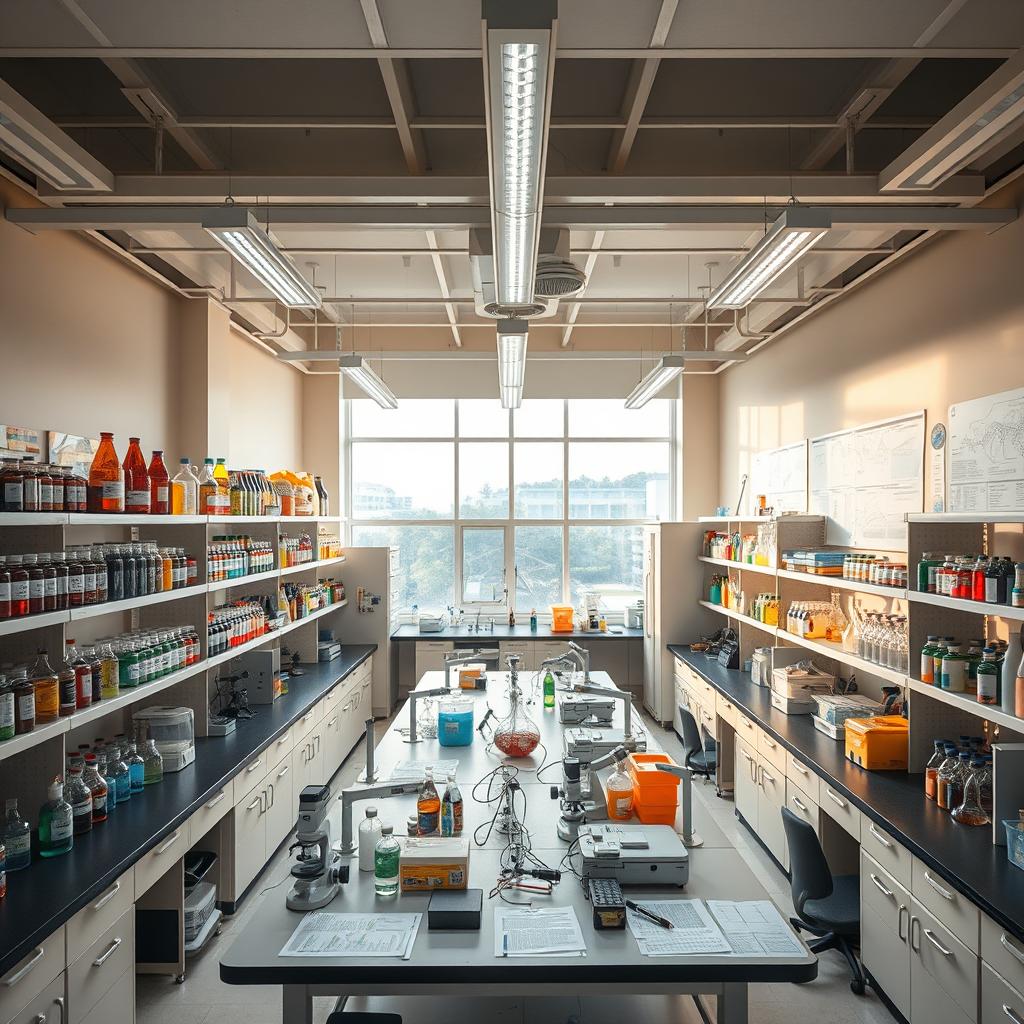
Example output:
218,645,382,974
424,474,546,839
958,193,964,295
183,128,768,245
550,604,575,632
458,664,485,688
813,693,881,726
770,690,817,716
771,664,834,699
398,837,469,892
427,888,482,930
751,647,807,688
844,716,908,771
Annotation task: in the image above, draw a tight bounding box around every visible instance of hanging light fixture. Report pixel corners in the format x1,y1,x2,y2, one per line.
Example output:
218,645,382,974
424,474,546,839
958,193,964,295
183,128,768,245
496,319,529,409
338,355,398,410
707,207,830,310
624,356,685,409
482,2,557,311
204,207,323,309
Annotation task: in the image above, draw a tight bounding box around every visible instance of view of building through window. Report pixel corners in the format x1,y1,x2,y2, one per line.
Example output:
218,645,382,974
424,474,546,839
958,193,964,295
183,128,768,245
347,399,673,615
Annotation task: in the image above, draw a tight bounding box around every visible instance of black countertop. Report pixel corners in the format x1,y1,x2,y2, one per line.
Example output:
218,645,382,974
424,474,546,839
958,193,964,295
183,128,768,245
0,645,376,976
391,624,643,641
668,644,1024,943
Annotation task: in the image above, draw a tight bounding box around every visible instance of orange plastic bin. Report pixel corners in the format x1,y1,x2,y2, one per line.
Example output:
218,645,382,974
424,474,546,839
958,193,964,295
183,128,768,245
627,752,680,825
549,604,575,632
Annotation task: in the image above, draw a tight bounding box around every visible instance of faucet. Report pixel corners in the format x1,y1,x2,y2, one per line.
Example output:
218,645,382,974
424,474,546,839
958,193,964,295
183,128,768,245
339,780,423,854
566,641,591,683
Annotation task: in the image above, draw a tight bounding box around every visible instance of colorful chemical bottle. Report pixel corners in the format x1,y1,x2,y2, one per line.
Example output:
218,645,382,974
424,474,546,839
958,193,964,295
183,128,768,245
13,673,34,734
417,768,440,836
171,458,198,515
66,765,93,835
941,644,968,692
82,754,108,824
30,650,59,724
126,742,145,794
2,799,31,870
0,677,12,741
977,648,1000,705
0,459,23,511
64,639,92,711
935,745,961,810
924,740,947,801
38,778,73,857
148,451,170,514
87,432,124,513
543,669,556,708
122,438,150,513
440,774,463,837
213,458,230,489
374,826,400,896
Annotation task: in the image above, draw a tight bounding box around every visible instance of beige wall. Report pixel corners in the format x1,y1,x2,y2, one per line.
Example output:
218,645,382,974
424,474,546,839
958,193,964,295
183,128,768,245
718,182,1024,509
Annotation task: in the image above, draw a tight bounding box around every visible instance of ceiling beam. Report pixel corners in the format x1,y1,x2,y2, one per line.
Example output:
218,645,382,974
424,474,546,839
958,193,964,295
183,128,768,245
560,229,605,347
607,0,678,174
424,229,461,347
360,0,427,174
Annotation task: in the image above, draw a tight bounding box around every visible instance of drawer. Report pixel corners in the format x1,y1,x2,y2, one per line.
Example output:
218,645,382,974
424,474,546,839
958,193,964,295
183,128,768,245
697,704,717,741
66,871,134,964
269,724,294,762
983,964,1024,1024
6,972,65,1024
757,729,787,773
735,712,758,746
861,850,910,925
292,700,323,744
77,965,132,1024
134,828,185,899
695,677,716,707
982,916,1024,995
188,784,232,845
67,910,133,1024
861,817,911,889
673,660,693,685
321,685,341,713
785,752,818,801
819,782,861,839
786,779,819,831
233,751,269,805
715,692,738,729
912,897,978,1022
913,858,979,953
0,928,65,1024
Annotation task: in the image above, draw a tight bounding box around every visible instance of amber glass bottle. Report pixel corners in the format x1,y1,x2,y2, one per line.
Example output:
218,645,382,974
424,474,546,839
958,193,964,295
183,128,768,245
148,451,170,514
88,433,124,513
123,438,151,514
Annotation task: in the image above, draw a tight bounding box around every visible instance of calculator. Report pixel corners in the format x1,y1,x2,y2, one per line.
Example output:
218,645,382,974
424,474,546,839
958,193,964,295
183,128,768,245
588,876,626,929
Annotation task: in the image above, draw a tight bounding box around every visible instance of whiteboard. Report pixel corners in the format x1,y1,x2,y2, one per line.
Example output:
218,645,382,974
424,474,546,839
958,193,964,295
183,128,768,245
809,412,925,548
750,442,807,513
948,386,1024,513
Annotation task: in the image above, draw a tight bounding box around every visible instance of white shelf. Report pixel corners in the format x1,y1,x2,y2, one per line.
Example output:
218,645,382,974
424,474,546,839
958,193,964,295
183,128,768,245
0,513,69,526
278,560,319,577
698,556,777,575
67,513,206,526
908,513,1024,525
907,677,1024,732
776,568,907,599
0,608,69,637
779,629,908,685
70,583,208,620
907,590,1024,621
2,513,339,527
697,514,824,524
698,600,775,633
0,716,68,763
207,569,279,593
68,660,208,728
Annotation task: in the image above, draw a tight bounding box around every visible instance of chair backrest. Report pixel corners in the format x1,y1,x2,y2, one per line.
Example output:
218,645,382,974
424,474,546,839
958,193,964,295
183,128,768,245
678,706,703,762
781,807,834,917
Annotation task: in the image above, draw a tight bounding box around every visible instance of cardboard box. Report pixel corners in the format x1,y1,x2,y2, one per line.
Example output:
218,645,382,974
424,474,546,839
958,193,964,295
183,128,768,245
398,837,469,892
771,664,834,699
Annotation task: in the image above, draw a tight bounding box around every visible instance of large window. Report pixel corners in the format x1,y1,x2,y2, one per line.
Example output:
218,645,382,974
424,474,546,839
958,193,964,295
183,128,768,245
346,399,673,616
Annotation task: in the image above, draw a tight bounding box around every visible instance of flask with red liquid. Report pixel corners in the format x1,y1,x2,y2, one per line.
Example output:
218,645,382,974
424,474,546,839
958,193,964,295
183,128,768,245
123,438,151,514
87,433,124,513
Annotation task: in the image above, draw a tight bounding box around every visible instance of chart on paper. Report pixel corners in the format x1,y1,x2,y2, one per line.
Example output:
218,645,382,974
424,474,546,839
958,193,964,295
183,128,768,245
949,386,1024,513
751,442,807,514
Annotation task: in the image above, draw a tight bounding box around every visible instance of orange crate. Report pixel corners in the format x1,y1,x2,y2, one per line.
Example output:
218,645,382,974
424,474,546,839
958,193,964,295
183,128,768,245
550,604,575,632
627,752,679,824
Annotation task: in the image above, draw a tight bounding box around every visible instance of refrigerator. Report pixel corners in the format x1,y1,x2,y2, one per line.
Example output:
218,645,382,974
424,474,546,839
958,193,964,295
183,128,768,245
642,523,717,724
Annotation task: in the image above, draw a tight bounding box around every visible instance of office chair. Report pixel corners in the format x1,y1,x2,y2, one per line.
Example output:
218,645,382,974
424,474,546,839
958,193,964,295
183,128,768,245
781,807,866,994
678,706,718,786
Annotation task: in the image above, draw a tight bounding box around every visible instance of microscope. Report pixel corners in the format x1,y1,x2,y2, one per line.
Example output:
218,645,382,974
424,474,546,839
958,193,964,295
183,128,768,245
550,744,630,843
286,784,351,911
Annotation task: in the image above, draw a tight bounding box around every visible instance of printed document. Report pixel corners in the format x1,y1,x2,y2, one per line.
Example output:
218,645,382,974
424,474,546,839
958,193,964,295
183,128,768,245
707,900,806,957
494,906,587,957
388,759,460,782
280,913,422,958
626,899,731,957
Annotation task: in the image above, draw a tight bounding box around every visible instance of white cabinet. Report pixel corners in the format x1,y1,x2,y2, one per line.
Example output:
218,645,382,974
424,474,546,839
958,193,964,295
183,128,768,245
415,641,454,682
232,784,267,899
6,973,66,1024
734,737,759,827
67,910,133,1024
911,896,978,1023
785,779,819,833
861,851,911,1018
264,750,294,855
756,755,788,870
0,928,66,1024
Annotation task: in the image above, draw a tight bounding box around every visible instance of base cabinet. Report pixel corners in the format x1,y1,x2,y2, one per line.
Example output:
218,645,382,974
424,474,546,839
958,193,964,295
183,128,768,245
734,738,759,826
756,757,788,871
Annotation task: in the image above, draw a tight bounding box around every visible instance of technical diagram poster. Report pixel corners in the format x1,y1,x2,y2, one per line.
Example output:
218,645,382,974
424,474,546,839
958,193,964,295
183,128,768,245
750,442,807,513
948,387,1024,512
809,412,925,548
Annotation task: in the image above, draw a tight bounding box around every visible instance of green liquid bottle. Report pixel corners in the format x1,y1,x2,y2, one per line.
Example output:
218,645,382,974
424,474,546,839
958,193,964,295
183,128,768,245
38,777,73,858
374,826,400,897
543,670,556,709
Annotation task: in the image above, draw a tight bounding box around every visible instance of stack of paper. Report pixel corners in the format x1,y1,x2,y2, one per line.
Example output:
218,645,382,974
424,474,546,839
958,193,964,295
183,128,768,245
626,899,731,957
706,900,806,957
388,759,460,783
280,913,422,959
495,906,587,958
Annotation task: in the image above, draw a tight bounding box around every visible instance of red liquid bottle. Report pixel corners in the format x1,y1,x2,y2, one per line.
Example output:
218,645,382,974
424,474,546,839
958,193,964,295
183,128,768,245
8,555,29,617
123,438,151,514
87,432,124,513
148,451,170,515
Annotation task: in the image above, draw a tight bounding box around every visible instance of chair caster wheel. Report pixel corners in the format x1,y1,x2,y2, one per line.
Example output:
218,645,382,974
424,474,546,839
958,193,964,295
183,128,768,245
175,974,186,985
850,979,865,995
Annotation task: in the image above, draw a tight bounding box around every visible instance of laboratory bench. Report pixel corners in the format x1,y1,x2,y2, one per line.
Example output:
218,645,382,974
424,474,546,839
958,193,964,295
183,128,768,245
0,645,376,985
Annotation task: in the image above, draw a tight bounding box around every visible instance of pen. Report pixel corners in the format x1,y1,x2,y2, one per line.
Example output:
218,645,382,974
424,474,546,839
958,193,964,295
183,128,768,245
626,900,674,930
503,932,509,957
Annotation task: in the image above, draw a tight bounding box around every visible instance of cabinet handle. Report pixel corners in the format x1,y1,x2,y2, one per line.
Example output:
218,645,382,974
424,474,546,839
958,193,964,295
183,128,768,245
206,792,226,810
1001,933,1024,965
825,788,847,809
898,905,908,942
277,765,290,779
92,881,121,910
156,831,180,855
246,759,262,774
923,929,953,957
761,769,776,784
3,947,44,986
53,996,64,1024
923,870,954,901
268,783,275,809
791,796,808,813
870,874,894,900
763,737,776,749
302,711,314,722
910,916,921,952
869,824,893,849
247,796,261,811
792,761,808,775
328,716,338,727
740,751,755,763
92,937,123,967
1003,1006,1024,1024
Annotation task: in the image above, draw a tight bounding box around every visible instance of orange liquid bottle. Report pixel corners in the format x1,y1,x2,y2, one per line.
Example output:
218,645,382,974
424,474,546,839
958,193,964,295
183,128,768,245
87,432,124,513
148,451,170,514
123,437,151,514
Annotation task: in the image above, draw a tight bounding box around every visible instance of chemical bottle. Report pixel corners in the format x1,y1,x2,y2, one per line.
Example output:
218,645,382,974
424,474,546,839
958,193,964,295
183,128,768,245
0,678,12,741
374,826,400,897
935,744,960,810
977,648,1000,705
126,741,145,794
29,650,59,724
1016,640,1024,719
122,438,150,514
171,458,198,515
417,769,440,836
148,451,170,514
63,639,91,711
2,799,31,870
952,759,991,827
543,669,556,708
142,736,163,785
440,775,463,837
530,608,537,631
358,807,383,872
38,778,73,858
87,432,124,513
82,755,108,824
213,458,230,489
924,739,948,800
605,763,635,821
66,765,93,836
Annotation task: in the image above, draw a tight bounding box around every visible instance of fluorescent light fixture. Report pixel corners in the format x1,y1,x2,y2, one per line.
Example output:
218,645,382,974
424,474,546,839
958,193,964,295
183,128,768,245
707,207,830,309
203,207,322,309
496,319,528,409
0,80,113,191
624,356,685,409
338,355,398,410
880,50,1024,191
483,3,556,308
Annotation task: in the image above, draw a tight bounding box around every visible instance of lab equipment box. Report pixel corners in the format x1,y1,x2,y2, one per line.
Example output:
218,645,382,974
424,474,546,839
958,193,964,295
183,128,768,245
398,836,470,892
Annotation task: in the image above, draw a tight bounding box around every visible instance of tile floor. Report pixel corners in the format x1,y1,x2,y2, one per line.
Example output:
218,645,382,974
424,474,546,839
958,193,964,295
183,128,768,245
137,715,898,1024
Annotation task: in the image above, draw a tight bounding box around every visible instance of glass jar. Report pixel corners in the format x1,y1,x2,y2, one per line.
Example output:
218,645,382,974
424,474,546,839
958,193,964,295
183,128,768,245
493,682,540,758
606,764,635,821
142,738,163,785
30,651,60,723
951,760,990,826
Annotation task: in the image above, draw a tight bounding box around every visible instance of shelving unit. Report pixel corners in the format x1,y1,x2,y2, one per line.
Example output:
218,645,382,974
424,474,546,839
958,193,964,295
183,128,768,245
907,589,1024,621
907,677,1022,732
776,567,907,600
781,628,908,686
698,599,775,634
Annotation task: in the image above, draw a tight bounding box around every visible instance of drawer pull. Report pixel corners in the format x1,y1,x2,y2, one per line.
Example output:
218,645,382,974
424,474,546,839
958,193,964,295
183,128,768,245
870,874,894,899
328,716,338,727
792,762,808,775
761,769,776,784
869,824,893,849
1003,1006,1024,1024
741,751,755,763
791,796,808,813
1001,932,1024,965
898,905,908,942
92,881,121,910
92,937,123,967
923,870,954,901
156,831,180,855
763,737,776,749
277,765,290,779
825,788,847,809
247,796,261,811
302,711,314,722
3,947,44,986
923,929,953,957
206,792,227,809
54,996,64,1024
246,759,262,774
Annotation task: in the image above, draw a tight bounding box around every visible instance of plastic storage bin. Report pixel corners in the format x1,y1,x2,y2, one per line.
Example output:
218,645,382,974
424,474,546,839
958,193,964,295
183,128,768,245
550,604,574,632
1005,821,1024,871
627,752,679,825
437,697,474,746
844,715,908,770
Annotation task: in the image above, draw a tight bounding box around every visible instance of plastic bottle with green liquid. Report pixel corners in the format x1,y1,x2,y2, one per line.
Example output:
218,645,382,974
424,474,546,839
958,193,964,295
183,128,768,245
543,669,556,709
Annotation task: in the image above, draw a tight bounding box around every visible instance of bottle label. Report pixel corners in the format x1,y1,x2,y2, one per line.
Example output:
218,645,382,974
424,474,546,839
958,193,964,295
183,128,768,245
0,693,13,730
29,579,43,599
67,575,84,595
73,797,92,818
978,673,997,704
39,483,52,506
49,815,72,842
3,482,23,508
92,793,107,813
17,692,34,720
43,578,56,598
127,489,150,507
5,832,29,858
417,809,439,835
23,478,39,507
943,660,966,692
0,580,9,603
11,580,28,601
102,480,125,500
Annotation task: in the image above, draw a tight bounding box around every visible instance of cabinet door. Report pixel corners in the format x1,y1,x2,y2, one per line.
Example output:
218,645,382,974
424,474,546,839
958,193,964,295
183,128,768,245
306,728,325,785
77,967,133,1024
415,641,453,682
233,787,267,897
499,640,534,671
861,851,911,1017
7,973,66,1024
734,738,759,828
322,706,344,779
910,897,979,1023
756,756,788,870
264,752,294,852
